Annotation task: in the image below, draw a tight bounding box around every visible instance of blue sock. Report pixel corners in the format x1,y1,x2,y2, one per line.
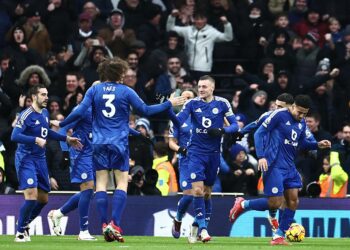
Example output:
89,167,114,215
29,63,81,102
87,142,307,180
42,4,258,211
95,191,108,225
244,198,269,211
112,189,127,226
193,197,206,230
26,201,47,225
278,208,284,222
79,189,93,231
204,198,212,228
176,195,192,221
269,209,277,218
17,200,36,233
277,208,295,236
61,193,80,215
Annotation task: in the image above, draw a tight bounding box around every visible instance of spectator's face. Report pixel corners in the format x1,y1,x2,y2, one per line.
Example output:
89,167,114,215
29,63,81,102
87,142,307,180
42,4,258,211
29,73,40,86
322,158,331,173
315,84,326,95
66,75,78,92
254,94,267,106
110,13,123,27
168,37,178,50
307,12,320,24
276,34,286,45
278,75,288,88
79,19,92,32
235,151,246,163
83,2,98,18
269,101,277,111
136,125,147,136
93,49,105,63
124,69,137,88
295,0,307,10
343,125,350,143
329,20,340,33
47,55,58,67
13,29,24,44
49,101,60,113
129,118,136,128
194,16,207,30
250,7,261,18
1,59,10,72
167,58,181,74
290,104,309,121
126,0,140,8
127,54,138,69
305,117,319,132
181,90,194,101
198,79,214,100
276,16,289,28
302,38,315,50
29,15,41,26
263,63,274,74
25,97,33,107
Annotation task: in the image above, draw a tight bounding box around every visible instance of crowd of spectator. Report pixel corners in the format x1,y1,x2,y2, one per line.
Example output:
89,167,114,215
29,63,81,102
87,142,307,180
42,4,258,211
1,0,350,196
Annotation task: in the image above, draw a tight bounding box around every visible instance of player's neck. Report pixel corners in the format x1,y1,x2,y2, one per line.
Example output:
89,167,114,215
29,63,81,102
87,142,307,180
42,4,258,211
202,95,214,103
31,103,43,113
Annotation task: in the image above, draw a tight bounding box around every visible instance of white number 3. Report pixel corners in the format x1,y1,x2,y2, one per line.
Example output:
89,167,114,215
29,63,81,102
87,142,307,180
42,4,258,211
102,94,116,118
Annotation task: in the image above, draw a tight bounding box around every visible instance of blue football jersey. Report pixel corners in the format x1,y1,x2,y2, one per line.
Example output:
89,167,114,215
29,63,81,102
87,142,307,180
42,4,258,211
14,107,50,158
169,117,191,148
176,96,235,154
66,82,171,149
255,108,318,168
242,110,316,143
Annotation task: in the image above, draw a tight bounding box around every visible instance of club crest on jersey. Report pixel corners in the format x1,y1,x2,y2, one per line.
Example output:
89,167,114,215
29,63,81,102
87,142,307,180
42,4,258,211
212,108,219,114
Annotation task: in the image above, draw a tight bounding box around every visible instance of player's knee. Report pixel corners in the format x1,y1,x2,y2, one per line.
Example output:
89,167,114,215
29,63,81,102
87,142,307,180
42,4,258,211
268,197,283,209
287,198,299,210
204,192,211,200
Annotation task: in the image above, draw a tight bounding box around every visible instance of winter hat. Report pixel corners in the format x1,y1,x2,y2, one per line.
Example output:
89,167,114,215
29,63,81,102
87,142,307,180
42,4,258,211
230,144,246,160
252,90,268,101
110,8,124,16
136,117,151,134
145,3,162,20
317,58,330,72
305,31,319,44
235,113,247,125
130,40,146,49
277,69,289,78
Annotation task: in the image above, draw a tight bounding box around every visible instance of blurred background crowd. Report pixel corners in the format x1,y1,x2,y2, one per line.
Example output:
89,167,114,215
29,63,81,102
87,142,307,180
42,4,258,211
1,0,350,197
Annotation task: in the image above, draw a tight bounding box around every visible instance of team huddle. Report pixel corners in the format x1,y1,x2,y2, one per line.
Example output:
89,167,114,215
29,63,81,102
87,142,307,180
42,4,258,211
11,57,331,245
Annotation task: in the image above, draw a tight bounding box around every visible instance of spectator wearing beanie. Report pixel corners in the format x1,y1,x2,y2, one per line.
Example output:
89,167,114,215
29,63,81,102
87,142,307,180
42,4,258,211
294,31,320,93
136,3,163,50
220,144,257,195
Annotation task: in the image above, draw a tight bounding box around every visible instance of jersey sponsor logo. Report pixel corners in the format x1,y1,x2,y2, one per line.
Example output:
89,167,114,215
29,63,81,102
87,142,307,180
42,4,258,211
195,128,208,134
202,116,212,128
35,120,40,125
27,178,34,185
284,139,298,147
285,121,291,126
195,108,202,113
212,108,219,114
272,187,278,194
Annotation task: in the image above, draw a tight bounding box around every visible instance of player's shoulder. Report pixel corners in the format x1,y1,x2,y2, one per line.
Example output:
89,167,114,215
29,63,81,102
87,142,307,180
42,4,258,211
214,96,230,104
270,107,288,118
18,107,35,120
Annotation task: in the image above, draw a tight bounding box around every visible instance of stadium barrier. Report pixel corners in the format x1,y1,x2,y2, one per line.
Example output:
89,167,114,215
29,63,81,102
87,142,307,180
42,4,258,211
0,194,349,237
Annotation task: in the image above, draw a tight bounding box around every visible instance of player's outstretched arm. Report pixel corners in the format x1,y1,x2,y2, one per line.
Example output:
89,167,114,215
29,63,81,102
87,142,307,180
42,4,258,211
59,103,89,127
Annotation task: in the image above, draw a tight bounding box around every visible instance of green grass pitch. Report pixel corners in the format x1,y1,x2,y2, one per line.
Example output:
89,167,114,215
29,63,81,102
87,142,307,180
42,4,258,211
1,236,350,250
